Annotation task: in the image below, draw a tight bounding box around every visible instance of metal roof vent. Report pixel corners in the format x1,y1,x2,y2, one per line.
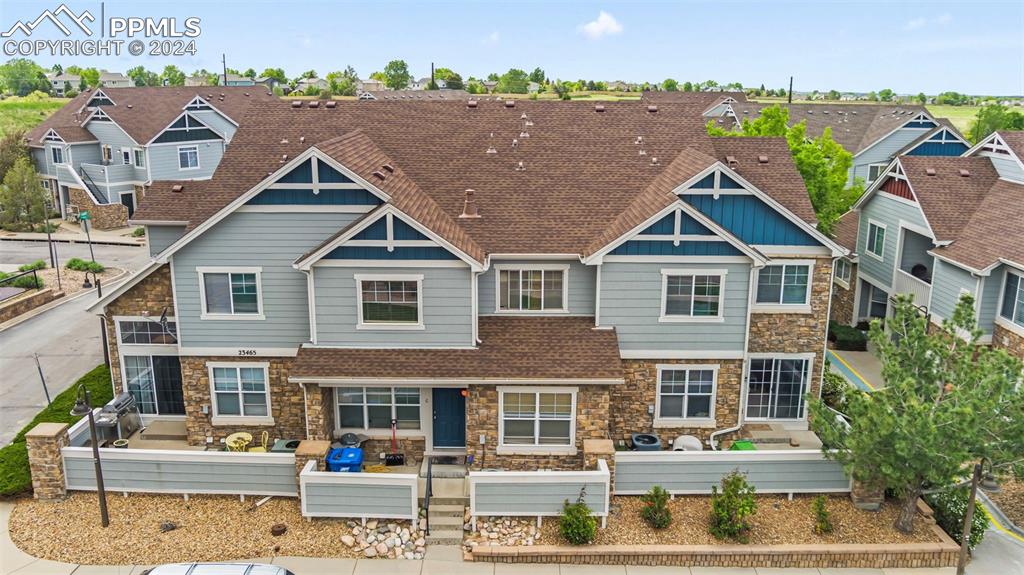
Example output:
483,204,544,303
280,138,289,144
325,100,337,108
126,104,133,109
634,136,644,145
926,168,936,176
308,101,320,108
638,148,647,157
959,169,971,177
512,138,518,149
171,184,183,193
291,101,302,108
281,154,288,162
852,110,858,114
758,155,769,164
382,164,395,173
244,92,249,97
467,100,478,108
371,170,386,181
486,132,498,154
515,161,526,172
647,105,658,113
460,189,481,218
504,100,515,108
595,104,605,112
807,110,814,114
650,157,659,166
299,136,305,143
520,112,528,120
726,155,738,167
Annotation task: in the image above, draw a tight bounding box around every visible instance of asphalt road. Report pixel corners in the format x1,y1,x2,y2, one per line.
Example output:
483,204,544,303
0,241,150,446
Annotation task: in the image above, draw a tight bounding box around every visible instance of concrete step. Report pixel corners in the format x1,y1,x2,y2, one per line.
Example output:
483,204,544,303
424,496,467,506
425,527,464,545
427,503,465,518
427,514,463,527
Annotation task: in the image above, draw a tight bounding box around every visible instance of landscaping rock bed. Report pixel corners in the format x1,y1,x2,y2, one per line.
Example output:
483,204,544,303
989,476,1024,528
36,265,123,297
10,493,424,564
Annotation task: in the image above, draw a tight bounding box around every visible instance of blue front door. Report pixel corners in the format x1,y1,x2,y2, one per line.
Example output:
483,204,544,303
432,388,466,448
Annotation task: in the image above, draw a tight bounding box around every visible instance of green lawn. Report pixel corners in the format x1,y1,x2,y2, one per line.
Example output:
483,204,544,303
0,364,113,497
925,104,981,134
0,96,69,137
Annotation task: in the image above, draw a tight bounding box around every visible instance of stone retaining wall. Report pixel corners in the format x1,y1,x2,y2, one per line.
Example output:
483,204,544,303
0,288,64,325
68,186,128,230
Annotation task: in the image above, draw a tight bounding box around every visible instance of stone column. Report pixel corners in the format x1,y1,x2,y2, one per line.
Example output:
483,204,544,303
294,440,331,495
303,383,333,441
25,422,70,501
583,438,616,491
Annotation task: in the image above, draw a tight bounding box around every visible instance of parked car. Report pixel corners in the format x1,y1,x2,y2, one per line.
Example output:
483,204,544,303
139,564,295,575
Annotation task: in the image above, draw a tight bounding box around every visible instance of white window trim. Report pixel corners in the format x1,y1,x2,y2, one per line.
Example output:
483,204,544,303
496,386,577,455
996,268,1024,334
197,266,265,320
743,353,815,422
659,268,727,323
50,146,64,165
866,163,889,184
866,219,886,261
653,363,719,427
493,263,570,314
133,148,145,168
354,273,425,330
177,145,200,170
101,145,113,163
207,361,274,426
120,353,183,417
833,259,851,290
751,259,814,314
333,386,425,435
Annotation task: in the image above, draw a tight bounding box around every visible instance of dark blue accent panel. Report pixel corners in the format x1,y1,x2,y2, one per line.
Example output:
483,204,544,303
317,161,355,184
681,194,820,246
691,173,715,189
610,240,742,256
906,141,968,156
325,246,459,260
905,120,937,129
152,128,221,143
638,210,714,235
927,131,947,141
352,219,387,240
169,116,188,129
275,159,314,184
392,218,428,241
719,173,743,189
246,188,382,205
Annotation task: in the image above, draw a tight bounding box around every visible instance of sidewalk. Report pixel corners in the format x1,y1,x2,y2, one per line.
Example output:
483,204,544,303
0,221,144,248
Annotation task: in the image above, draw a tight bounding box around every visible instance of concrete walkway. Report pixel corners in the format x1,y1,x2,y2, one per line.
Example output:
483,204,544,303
828,348,883,391
0,220,144,248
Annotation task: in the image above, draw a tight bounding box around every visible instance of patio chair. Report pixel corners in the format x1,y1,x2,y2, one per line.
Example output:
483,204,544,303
247,431,269,453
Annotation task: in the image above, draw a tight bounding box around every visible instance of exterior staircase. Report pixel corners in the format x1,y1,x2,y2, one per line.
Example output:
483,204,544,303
424,476,467,545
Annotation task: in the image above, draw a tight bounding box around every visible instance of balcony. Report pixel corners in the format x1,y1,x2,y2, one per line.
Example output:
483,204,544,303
893,268,931,307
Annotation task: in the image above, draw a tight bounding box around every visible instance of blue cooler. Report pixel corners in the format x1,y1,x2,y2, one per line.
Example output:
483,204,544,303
326,447,363,472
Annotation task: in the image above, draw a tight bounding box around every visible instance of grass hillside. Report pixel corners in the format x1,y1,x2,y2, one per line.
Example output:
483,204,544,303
0,96,69,137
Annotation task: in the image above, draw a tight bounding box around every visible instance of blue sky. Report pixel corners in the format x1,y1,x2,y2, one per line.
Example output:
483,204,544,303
4,0,1023,95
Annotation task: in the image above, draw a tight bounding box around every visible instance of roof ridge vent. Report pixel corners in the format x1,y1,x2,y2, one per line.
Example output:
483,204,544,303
925,168,936,176
647,105,658,113
958,168,970,177
291,101,302,108
325,100,337,108
371,170,386,181
594,104,605,112
505,100,515,108
382,164,395,173
460,189,481,218
758,155,769,164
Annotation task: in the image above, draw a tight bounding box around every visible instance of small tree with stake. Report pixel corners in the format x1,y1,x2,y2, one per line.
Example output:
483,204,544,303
810,295,1024,534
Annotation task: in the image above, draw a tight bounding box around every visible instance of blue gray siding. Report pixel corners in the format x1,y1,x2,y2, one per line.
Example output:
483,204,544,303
172,212,361,348
86,121,139,151
987,155,1024,182
147,141,225,180
148,225,186,256
857,193,930,288
69,143,102,173
614,453,850,494
31,148,50,176
478,260,595,315
473,481,608,516
313,265,473,347
598,261,750,353
930,259,978,322
302,479,416,519
851,127,932,184
978,267,1004,335
63,449,297,496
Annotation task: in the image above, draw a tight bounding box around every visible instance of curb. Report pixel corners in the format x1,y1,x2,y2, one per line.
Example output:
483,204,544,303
0,269,129,333
979,492,1024,543
0,236,144,248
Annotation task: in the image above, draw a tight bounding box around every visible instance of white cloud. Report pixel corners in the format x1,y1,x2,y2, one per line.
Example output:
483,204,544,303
579,11,622,40
482,30,499,46
904,13,952,31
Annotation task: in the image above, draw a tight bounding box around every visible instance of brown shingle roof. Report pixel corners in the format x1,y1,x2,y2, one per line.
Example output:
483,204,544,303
138,99,816,257
930,179,1024,270
290,316,623,381
998,131,1024,160
831,211,859,253
25,91,96,144
899,156,999,241
131,180,203,223
642,91,748,106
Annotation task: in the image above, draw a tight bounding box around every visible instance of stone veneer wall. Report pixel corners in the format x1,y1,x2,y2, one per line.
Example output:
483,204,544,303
830,263,857,326
103,264,175,395
361,438,427,467
0,288,64,324
612,359,743,445
303,383,334,441
993,322,1024,362
180,356,306,446
748,256,833,403
467,384,609,471
68,186,128,230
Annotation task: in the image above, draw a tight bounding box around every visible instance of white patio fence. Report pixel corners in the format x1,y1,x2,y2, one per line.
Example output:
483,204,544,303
299,460,419,521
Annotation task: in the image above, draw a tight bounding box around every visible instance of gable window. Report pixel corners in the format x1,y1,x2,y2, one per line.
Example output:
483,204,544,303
834,259,852,287
656,365,717,423
1000,271,1024,327
50,146,64,165
660,269,725,322
121,149,131,165
356,275,422,328
178,145,199,170
102,145,113,163
209,363,271,421
336,387,421,431
745,356,811,420
198,267,263,319
499,388,575,451
133,149,145,168
118,319,177,345
755,262,811,307
867,164,888,183
497,265,567,312
866,221,886,260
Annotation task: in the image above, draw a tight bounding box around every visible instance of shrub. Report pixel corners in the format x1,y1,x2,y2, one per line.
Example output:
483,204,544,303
828,321,868,351
132,227,146,237
0,270,43,289
812,495,833,535
85,261,105,273
710,470,757,543
640,485,672,529
925,488,988,551
65,257,88,271
821,366,849,413
17,259,46,272
560,486,597,545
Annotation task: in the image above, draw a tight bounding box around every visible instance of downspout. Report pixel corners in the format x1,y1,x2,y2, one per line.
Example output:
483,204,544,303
304,268,317,345
472,269,481,345
594,263,602,328
709,262,759,450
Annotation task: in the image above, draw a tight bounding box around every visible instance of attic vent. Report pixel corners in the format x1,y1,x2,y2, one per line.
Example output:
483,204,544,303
126,104,133,109
371,170,386,181
460,189,481,218
299,136,305,143
647,105,658,113
926,168,936,176
726,155,738,167
467,100,478,108
650,157,659,166
512,138,518,149
504,100,515,108
382,164,395,173
308,101,320,108
595,104,605,112
325,101,337,108
171,184,183,193
519,131,529,139
280,138,289,144
515,161,526,172
758,155,769,164
959,169,970,177
291,101,302,108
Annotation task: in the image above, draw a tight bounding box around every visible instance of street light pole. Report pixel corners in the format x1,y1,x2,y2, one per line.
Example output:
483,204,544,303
70,386,109,527
956,458,1000,575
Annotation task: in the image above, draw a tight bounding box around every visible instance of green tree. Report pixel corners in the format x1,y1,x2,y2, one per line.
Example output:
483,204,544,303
968,104,1024,143
0,157,47,228
126,66,159,87
916,92,927,105
496,68,529,94
663,78,679,92
865,91,878,102
160,65,185,86
826,89,841,101
486,72,499,82
369,71,387,83
243,68,256,79
0,129,28,183
434,67,463,90
0,58,46,96
382,60,411,90
299,69,318,80
80,67,100,88
809,295,1024,534
681,81,693,92
326,66,359,96
878,88,895,102
528,67,545,84
260,68,287,84
65,65,82,75
465,79,486,94
706,105,862,233
50,64,62,74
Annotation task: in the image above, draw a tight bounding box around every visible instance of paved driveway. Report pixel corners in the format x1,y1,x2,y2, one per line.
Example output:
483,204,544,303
0,241,149,446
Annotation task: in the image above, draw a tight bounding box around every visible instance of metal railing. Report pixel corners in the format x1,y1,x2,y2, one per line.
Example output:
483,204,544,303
78,166,107,204
0,268,42,290
423,456,433,535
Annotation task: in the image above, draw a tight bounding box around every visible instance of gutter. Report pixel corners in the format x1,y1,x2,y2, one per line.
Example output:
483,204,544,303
708,264,757,449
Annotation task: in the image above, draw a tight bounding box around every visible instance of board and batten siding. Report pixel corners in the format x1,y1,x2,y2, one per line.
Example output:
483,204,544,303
148,225,186,256
857,193,929,289
469,461,610,518
478,259,595,315
929,259,978,322
313,264,473,347
614,450,851,495
299,462,418,520
598,261,750,353
147,140,225,181
172,211,362,349
850,126,931,184
62,447,297,496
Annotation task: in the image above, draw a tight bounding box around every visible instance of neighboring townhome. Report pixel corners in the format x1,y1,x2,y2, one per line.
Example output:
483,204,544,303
223,73,256,87
47,72,80,96
24,86,279,229
99,70,133,88
829,130,1024,361
295,77,328,92
87,99,845,472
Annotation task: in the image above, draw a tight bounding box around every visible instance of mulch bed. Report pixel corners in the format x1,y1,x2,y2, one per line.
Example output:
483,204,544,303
989,477,1024,528
10,493,394,564
540,494,941,546
35,266,123,297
